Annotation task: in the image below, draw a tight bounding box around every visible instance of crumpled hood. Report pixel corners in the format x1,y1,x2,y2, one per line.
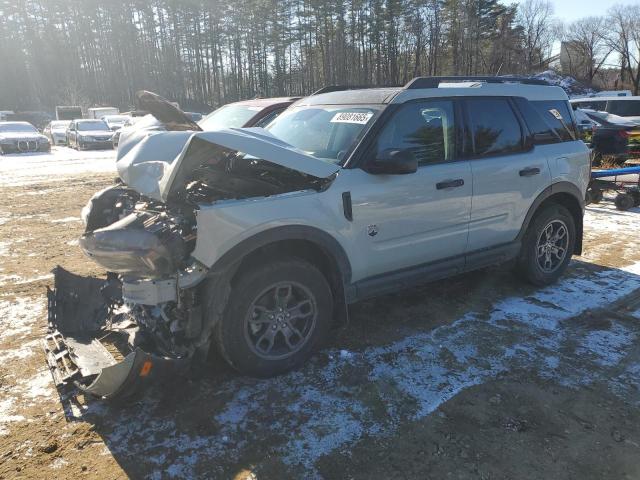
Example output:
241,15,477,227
0,132,48,141
116,127,340,202
116,115,166,161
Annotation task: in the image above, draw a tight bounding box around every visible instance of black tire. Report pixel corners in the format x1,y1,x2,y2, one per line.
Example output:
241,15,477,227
213,258,333,377
516,204,576,286
615,193,634,211
591,188,603,204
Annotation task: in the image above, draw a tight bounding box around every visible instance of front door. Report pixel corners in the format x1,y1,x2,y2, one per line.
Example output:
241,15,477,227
350,99,472,280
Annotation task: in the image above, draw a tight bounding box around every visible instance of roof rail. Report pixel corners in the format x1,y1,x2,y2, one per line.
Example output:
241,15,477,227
310,85,373,95
404,76,551,89
310,84,401,95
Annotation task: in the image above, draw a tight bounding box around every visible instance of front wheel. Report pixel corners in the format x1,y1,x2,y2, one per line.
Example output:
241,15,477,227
516,204,575,286
213,258,333,377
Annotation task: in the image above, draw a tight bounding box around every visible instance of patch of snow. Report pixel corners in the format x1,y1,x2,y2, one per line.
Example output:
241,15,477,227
0,273,52,287
0,339,38,362
51,216,81,223
0,398,26,436
529,70,595,96
0,147,116,187
19,370,54,400
50,457,69,469
0,298,45,339
577,323,635,367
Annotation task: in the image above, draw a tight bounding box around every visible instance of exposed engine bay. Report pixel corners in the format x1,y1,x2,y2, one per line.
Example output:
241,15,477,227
45,127,337,401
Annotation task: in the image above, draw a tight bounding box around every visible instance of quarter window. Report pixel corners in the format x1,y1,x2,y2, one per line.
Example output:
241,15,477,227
375,100,456,165
532,100,577,142
467,98,524,156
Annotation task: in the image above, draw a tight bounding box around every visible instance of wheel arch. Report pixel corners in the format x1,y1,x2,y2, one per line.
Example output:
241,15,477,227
516,182,585,255
206,225,352,327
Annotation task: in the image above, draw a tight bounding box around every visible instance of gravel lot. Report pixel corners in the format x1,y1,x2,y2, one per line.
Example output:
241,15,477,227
1,147,640,479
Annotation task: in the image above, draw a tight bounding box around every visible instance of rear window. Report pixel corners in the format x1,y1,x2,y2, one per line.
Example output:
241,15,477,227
532,101,577,142
199,105,258,130
467,98,524,157
607,100,640,117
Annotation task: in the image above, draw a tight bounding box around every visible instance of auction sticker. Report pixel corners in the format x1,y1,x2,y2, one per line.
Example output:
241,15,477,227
549,109,563,120
330,111,373,124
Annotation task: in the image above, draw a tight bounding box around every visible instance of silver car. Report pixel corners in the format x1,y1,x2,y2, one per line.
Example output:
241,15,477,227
47,77,590,400
43,120,71,146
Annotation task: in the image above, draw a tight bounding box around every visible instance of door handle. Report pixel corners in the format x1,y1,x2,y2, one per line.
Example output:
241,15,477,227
519,167,541,177
436,178,465,189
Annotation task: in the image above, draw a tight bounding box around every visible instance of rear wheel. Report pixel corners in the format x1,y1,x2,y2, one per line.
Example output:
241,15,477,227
213,258,333,377
516,204,575,286
615,193,635,211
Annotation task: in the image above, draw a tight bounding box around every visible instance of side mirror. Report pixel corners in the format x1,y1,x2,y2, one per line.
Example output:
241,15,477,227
366,148,418,175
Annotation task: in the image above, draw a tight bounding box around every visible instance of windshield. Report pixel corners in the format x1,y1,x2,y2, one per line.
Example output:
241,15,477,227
0,122,37,133
199,105,259,130
607,100,640,117
266,105,381,163
51,121,70,130
77,120,110,131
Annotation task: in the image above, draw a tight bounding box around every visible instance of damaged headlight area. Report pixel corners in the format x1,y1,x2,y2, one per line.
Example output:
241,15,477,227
45,185,205,401
44,129,339,401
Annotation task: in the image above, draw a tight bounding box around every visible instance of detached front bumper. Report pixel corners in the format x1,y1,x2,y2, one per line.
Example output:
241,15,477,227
43,267,189,401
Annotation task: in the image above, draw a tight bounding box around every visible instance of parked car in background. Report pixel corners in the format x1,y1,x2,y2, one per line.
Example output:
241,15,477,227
116,92,301,161
570,97,640,123
43,120,71,146
66,119,114,150
112,116,143,148
579,109,640,164
0,121,50,154
199,96,301,130
103,114,131,131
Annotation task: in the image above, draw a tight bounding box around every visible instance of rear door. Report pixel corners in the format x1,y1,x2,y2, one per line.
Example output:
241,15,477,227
351,99,472,279
465,97,551,252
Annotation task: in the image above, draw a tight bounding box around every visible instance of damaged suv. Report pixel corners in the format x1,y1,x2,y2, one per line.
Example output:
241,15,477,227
45,77,590,400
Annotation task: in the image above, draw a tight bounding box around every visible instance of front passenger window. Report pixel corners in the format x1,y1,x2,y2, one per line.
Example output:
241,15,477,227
375,100,456,165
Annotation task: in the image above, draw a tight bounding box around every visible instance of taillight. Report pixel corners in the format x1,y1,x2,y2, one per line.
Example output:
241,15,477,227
618,130,629,139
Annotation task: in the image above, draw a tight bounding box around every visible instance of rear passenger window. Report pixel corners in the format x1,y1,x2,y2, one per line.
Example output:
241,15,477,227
375,100,456,165
532,101,577,142
467,98,523,156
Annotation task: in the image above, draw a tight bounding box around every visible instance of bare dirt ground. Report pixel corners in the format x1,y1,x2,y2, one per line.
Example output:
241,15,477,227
1,148,640,479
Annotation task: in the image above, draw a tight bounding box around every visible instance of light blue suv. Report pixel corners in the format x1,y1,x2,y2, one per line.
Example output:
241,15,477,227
48,77,590,399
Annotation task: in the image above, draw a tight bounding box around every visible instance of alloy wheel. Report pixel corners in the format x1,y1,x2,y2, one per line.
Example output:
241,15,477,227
535,219,569,273
244,281,317,360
